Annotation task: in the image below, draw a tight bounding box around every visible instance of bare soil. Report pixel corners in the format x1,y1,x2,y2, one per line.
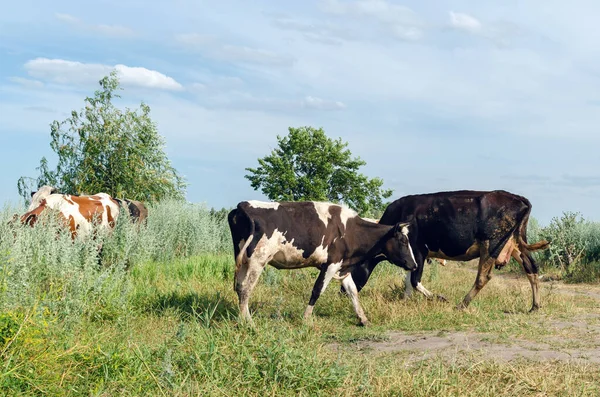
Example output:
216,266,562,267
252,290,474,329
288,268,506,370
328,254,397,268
332,325,600,364
330,264,600,364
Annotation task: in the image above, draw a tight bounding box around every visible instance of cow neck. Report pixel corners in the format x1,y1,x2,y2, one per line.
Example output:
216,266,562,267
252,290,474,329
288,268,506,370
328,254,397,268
344,219,393,266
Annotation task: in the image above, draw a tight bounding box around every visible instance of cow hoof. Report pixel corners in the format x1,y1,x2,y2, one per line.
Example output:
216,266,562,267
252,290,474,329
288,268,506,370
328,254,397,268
529,305,540,313
455,303,468,311
359,320,371,327
436,294,449,303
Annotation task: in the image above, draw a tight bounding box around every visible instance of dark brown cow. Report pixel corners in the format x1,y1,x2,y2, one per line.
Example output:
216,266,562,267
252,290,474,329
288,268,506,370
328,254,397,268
115,198,148,223
227,200,418,326
348,190,550,312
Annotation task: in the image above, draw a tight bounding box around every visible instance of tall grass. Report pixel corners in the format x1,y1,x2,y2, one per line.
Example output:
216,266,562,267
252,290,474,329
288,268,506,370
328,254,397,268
0,200,232,324
525,212,600,282
3,200,600,395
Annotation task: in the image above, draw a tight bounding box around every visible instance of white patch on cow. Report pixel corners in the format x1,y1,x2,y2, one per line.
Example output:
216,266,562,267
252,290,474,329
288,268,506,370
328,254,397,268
403,271,413,298
311,202,332,227
401,225,409,236
94,193,120,226
236,236,252,268
249,228,331,270
311,201,358,229
321,261,343,293
406,236,417,266
271,236,307,266
362,217,379,223
309,236,329,264
341,274,369,325
339,206,358,229
28,185,57,211
46,195,92,236
247,200,280,210
416,283,434,298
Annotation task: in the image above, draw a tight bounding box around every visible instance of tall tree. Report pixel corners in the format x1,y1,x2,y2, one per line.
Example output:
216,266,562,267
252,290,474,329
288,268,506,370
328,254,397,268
18,71,186,204
245,126,393,217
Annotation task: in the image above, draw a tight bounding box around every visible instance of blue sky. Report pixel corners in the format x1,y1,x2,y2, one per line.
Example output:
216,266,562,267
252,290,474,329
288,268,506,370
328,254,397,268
2,0,600,224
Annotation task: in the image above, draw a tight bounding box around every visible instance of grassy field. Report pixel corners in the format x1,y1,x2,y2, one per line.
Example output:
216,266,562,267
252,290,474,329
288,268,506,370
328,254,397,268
1,201,600,396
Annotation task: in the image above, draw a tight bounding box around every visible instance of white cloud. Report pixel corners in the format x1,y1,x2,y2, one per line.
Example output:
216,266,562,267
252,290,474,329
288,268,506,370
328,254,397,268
320,0,424,41
449,11,482,34
219,45,293,65
199,91,346,113
8,77,44,89
55,13,79,24
189,82,207,92
447,11,518,47
302,96,346,110
175,33,215,46
114,65,183,91
24,58,183,91
175,34,293,66
269,15,356,45
187,76,243,93
55,13,135,38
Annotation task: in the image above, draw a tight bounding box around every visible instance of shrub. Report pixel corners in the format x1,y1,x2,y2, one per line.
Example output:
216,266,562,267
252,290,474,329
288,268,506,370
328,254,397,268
0,200,233,327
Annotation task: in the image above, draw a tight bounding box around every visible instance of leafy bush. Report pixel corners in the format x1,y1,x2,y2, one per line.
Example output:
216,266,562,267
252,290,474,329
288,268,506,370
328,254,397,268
0,200,232,326
527,212,600,282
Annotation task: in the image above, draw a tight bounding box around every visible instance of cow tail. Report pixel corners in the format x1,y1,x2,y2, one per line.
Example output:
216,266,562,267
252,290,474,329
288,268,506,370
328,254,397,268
515,195,550,252
228,205,254,274
519,238,550,252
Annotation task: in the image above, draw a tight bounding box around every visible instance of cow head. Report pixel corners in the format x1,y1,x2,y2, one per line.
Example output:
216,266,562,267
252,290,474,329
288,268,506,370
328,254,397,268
381,222,418,271
29,186,58,212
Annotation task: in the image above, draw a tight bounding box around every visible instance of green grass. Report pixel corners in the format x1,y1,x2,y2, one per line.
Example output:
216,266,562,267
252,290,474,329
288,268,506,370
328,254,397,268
2,256,600,396
2,201,600,396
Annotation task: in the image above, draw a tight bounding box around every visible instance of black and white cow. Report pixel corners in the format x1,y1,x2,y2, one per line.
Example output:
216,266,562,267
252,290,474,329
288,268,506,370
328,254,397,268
348,190,550,312
227,200,418,326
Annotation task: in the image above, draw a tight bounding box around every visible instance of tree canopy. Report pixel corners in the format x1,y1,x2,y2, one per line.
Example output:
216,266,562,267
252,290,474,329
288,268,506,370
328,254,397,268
18,71,186,204
245,126,393,217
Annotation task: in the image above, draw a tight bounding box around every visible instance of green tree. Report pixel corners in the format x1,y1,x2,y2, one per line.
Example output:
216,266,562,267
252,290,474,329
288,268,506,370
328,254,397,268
18,71,186,204
245,126,393,217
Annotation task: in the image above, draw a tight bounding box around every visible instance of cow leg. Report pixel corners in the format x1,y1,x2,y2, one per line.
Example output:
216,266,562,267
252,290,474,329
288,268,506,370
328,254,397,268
403,249,425,299
346,255,386,293
405,263,434,300
234,258,265,323
403,253,449,302
403,270,414,299
304,261,343,320
511,248,541,312
458,242,495,309
341,274,370,326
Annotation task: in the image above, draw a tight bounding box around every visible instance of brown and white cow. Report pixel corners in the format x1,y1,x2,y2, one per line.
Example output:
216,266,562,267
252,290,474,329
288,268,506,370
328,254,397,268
348,190,550,312
24,185,148,232
20,191,121,239
227,200,418,326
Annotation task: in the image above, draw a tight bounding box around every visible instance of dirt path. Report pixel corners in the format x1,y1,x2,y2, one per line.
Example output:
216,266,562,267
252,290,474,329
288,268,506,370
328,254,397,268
331,324,600,364
331,264,600,364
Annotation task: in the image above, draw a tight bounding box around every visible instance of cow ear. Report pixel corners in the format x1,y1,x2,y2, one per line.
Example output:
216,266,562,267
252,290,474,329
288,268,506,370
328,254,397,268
394,222,410,236
31,191,36,198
